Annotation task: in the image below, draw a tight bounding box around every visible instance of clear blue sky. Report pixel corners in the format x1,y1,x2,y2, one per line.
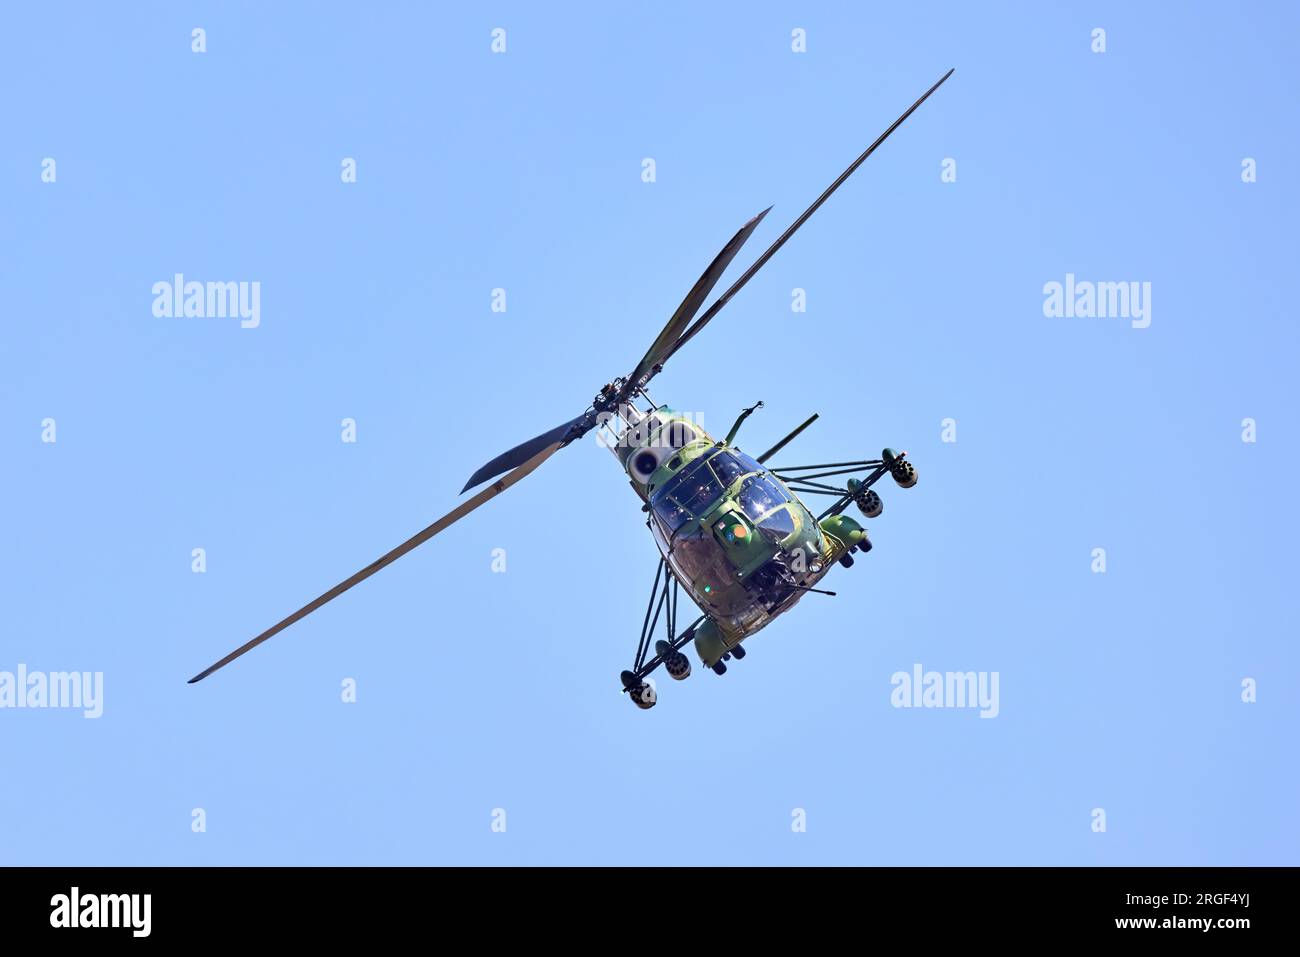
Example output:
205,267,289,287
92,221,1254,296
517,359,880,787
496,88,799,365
2,2,1296,865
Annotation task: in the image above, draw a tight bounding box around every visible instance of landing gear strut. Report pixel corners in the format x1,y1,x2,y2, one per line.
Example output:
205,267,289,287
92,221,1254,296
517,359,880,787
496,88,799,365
620,557,705,709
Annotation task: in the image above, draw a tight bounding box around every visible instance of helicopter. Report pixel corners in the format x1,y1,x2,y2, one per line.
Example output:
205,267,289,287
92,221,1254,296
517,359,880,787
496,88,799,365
188,68,954,708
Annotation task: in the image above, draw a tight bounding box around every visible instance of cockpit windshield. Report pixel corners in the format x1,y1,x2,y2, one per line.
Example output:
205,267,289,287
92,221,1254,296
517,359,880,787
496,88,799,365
711,450,754,487
739,474,789,521
651,453,718,532
739,474,798,544
650,449,768,533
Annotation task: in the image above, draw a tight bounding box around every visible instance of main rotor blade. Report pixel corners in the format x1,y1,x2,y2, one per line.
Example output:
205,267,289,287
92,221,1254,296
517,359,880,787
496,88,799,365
757,413,819,464
460,412,590,494
625,206,771,389
188,440,565,684
665,68,955,363
460,209,768,496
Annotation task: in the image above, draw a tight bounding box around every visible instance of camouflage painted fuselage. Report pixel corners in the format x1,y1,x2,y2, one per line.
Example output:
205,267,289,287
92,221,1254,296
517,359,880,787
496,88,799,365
612,406,866,666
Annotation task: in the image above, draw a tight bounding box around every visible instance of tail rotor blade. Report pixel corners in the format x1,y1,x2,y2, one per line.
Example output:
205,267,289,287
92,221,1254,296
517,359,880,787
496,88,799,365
188,440,565,683
666,68,955,362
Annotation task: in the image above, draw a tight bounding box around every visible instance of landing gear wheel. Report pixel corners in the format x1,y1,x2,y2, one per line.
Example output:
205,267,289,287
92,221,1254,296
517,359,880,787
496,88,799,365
731,644,747,660
839,552,855,568
711,661,728,676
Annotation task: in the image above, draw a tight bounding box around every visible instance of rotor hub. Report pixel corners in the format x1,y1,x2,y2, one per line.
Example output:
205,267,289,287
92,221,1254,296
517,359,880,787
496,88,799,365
593,378,627,413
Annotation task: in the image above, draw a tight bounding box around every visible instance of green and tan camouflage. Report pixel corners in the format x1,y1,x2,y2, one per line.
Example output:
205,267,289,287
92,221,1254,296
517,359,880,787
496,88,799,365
613,406,867,667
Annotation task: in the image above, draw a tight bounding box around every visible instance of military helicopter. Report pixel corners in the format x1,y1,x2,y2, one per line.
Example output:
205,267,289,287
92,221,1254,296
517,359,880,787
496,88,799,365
188,69,954,708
